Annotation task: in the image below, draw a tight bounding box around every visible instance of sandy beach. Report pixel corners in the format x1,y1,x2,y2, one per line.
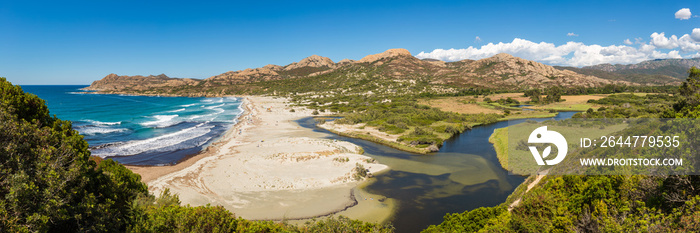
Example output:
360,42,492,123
126,96,390,221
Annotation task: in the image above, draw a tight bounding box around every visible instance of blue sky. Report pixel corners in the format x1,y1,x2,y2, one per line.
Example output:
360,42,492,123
2,0,699,85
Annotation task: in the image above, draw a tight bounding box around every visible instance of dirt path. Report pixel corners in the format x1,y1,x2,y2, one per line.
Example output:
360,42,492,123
508,169,549,211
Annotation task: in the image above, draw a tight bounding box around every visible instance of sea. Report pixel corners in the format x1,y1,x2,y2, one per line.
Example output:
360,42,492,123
20,85,244,166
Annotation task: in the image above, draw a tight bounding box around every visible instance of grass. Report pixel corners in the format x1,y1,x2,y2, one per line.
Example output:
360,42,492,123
501,111,558,120
489,128,510,171
417,97,501,114
525,94,608,111
489,120,628,175
420,94,608,116
478,102,522,111
527,103,596,111
324,127,433,154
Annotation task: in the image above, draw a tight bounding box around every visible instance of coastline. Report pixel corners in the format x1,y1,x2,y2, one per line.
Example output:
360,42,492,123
124,97,254,183
126,96,391,221
81,89,231,98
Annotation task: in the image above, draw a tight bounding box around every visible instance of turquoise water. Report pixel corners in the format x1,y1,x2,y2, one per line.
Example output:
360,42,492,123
20,85,243,166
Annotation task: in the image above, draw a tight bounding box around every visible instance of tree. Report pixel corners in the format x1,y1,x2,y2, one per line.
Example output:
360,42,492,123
676,67,700,117
0,78,148,232
544,86,562,103
524,89,541,103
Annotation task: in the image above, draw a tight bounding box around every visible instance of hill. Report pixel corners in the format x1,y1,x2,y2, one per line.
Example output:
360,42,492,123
581,57,700,80
555,66,682,86
84,49,632,97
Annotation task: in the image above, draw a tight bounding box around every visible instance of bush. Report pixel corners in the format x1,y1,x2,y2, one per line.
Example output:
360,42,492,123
412,126,433,136
353,163,368,180
0,78,149,232
303,216,393,232
444,124,462,135
312,110,319,115
395,122,409,129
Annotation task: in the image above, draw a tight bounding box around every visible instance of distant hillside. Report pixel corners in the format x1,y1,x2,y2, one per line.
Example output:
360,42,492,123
555,66,681,86
86,73,201,94
582,57,700,80
85,49,634,97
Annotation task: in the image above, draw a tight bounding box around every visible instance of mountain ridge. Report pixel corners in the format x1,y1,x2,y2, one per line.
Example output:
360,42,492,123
85,49,639,97
582,57,700,80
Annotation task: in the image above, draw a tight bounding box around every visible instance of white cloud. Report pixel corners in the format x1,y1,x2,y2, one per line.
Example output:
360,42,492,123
567,32,579,37
475,36,482,43
417,28,700,67
648,31,700,52
650,32,679,49
676,8,692,20
415,38,685,67
691,28,700,42
679,34,700,52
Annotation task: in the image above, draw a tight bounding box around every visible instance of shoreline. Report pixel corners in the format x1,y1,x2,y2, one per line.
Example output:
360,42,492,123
319,124,432,154
80,89,233,98
124,97,253,183
125,96,391,221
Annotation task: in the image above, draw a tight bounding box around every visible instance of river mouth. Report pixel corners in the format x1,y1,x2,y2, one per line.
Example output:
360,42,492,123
296,112,577,232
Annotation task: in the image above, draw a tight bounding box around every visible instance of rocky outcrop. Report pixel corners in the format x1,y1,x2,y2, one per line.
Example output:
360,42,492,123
284,55,335,70
84,73,199,91
205,67,281,85
263,64,284,71
204,55,338,84
438,53,627,88
337,59,354,65
357,48,412,63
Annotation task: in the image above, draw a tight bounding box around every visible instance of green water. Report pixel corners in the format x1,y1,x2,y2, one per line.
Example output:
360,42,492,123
297,112,577,232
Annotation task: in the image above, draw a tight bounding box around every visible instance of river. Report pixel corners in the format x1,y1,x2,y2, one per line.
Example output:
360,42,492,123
296,111,577,232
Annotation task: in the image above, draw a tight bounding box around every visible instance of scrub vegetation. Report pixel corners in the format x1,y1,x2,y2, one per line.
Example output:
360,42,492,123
425,67,700,232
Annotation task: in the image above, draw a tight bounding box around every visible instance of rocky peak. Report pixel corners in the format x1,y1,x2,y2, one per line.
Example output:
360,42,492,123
490,53,516,61
284,55,335,70
85,73,197,91
153,74,170,79
238,68,279,76
357,48,412,63
337,59,354,65
263,64,284,71
300,55,334,67
102,73,120,80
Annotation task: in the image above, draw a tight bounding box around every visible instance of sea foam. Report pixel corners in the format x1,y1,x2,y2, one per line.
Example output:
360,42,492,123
92,123,214,157
140,114,179,128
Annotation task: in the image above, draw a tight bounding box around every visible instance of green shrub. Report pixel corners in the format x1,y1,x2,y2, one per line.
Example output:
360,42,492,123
0,78,149,232
303,216,393,232
353,163,368,180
